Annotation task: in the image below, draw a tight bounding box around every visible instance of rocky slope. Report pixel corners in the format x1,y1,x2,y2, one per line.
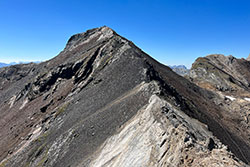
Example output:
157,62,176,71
189,54,250,165
0,27,249,167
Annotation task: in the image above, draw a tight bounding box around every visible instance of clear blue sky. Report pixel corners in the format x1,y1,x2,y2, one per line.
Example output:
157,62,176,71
0,0,250,67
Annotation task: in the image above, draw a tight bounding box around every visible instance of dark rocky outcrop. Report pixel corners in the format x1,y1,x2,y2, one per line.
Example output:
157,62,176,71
0,27,249,167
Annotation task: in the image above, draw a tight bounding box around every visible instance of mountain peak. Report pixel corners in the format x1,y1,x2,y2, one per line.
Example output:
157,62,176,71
206,54,225,58
169,65,189,76
169,65,187,69
191,53,250,92
65,26,116,51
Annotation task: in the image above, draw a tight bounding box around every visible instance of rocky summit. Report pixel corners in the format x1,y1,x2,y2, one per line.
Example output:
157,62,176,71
0,27,249,167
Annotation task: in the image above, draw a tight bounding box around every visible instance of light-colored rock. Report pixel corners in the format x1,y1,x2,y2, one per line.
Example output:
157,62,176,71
244,97,250,102
225,96,236,101
89,95,245,167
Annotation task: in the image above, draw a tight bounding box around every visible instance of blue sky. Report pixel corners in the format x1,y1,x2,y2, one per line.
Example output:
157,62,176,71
0,0,250,67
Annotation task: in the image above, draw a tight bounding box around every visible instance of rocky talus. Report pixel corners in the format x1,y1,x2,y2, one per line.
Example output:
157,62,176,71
0,27,249,167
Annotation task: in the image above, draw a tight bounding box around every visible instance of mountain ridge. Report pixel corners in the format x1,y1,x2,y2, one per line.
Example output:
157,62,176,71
0,27,249,167
189,54,250,92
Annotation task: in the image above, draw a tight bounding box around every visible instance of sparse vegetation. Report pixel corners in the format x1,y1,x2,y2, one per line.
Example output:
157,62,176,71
54,102,69,118
103,55,113,66
35,131,49,143
0,160,7,167
36,148,49,167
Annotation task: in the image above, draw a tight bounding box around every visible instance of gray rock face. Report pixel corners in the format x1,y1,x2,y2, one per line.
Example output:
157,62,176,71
0,27,249,167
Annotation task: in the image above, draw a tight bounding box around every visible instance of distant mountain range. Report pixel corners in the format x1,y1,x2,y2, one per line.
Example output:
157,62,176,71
169,65,190,76
169,65,187,69
0,61,41,68
0,62,17,68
